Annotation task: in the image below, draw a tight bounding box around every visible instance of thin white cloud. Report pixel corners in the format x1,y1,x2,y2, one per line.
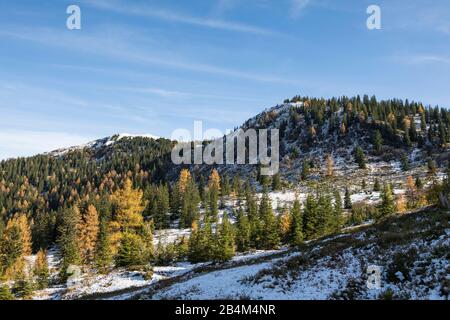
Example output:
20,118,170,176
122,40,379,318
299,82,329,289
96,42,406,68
117,86,265,102
0,27,302,85
212,0,241,16
128,87,187,98
393,54,450,65
290,0,310,18
84,0,280,36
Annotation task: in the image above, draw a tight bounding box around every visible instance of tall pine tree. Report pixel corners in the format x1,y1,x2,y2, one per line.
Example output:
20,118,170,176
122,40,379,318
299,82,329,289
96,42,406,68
289,199,303,246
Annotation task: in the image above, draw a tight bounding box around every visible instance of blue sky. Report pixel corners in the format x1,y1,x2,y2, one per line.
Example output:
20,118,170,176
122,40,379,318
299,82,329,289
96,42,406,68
0,0,450,159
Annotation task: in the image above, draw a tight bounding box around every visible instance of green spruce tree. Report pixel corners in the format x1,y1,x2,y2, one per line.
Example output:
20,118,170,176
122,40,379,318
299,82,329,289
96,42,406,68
57,206,81,278
272,173,282,191
332,191,344,233
344,187,352,209
380,184,395,217
373,178,381,191
354,146,367,169
213,213,235,262
259,192,280,249
289,199,303,246
303,194,318,240
95,218,113,273
235,207,250,252
0,284,14,300
374,130,383,154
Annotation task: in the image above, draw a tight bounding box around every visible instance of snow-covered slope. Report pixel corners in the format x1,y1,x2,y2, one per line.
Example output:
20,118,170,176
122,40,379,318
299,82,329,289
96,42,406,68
46,133,160,157
139,208,449,300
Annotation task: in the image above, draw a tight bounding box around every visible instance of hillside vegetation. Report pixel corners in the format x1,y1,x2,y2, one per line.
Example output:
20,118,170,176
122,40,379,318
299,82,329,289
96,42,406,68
1,95,449,300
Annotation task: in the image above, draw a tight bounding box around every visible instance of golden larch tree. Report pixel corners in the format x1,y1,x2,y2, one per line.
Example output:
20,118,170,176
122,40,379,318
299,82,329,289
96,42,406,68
405,175,418,208
326,155,334,178
6,214,32,256
109,179,146,252
396,194,407,213
278,208,291,240
340,123,346,135
178,169,192,194
208,169,221,191
78,204,99,264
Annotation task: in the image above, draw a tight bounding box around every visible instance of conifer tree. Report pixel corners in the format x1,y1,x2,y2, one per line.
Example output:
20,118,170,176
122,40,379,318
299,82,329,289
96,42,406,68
258,168,271,187
427,159,437,176
303,194,318,240
32,210,55,252
6,215,32,256
221,176,231,197
410,120,418,142
415,176,423,190
246,188,260,248
187,221,201,263
57,206,81,277
200,217,214,261
180,179,200,228
174,236,189,261
0,284,14,300
188,217,215,263
178,169,192,195
301,160,310,180
170,184,182,217
207,187,219,221
78,204,99,264
420,112,427,132
332,191,344,233
272,173,282,191
111,179,145,233
259,192,280,249
152,184,170,229
401,154,410,171
340,122,346,135
33,249,49,290
374,130,383,154
235,207,250,252
115,232,145,267
354,146,367,169
232,175,242,198
374,178,381,191
155,239,177,266
361,179,366,190
277,207,291,243
405,176,418,209
289,199,303,246
317,194,333,237
13,277,34,299
141,221,154,263
0,215,32,279
404,131,412,147
396,194,407,213
0,224,24,279
207,169,221,221
95,218,112,274
208,169,221,191
380,184,395,217
109,179,146,254
325,155,334,178
439,123,447,146
213,213,235,262
344,187,352,209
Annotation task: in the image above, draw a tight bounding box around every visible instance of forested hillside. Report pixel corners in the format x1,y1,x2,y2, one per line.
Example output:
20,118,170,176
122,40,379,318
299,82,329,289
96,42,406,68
1,95,449,300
